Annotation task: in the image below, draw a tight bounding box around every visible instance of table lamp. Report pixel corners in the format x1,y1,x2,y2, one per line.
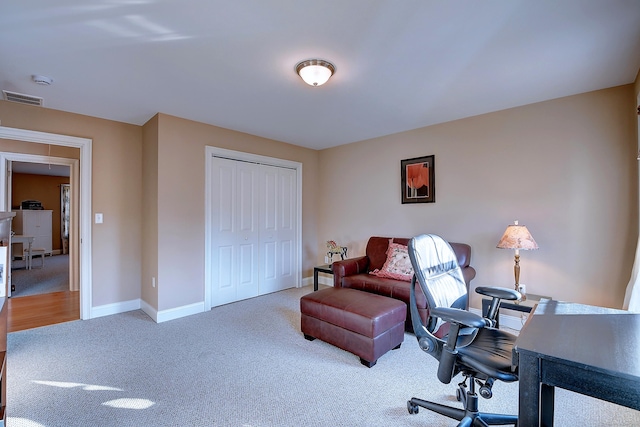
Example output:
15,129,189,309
496,220,539,294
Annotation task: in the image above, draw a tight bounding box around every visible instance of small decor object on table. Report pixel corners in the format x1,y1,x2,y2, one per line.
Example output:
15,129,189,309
401,155,435,204
326,240,347,264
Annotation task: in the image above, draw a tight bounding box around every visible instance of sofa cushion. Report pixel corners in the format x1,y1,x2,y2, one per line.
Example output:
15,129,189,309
342,274,427,309
370,242,414,281
364,237,408,270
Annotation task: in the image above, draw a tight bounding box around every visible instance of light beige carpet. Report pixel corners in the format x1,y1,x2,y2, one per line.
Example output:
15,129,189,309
6,285,640,426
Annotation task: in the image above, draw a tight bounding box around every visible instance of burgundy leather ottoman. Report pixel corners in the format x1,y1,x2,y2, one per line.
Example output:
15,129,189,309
300,287,406,367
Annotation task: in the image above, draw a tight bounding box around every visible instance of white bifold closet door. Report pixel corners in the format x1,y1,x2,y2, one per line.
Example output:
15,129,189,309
210,156,297,307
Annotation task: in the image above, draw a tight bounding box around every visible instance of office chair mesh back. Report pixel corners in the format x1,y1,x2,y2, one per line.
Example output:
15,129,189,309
409,234,468,335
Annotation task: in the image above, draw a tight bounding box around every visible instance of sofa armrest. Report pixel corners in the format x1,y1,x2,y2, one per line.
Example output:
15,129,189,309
331,256,370,287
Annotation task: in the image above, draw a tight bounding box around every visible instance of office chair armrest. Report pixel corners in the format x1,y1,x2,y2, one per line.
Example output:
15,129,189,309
475,287,521,325
430,307,486,329
475,286,521,301
430,307,487,384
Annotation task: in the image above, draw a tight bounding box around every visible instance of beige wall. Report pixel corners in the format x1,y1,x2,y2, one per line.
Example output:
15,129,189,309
1,82,636,316
0,102,320,315
150,113,319,311
0,100,143,307
141,115,159,309
318,85,638,310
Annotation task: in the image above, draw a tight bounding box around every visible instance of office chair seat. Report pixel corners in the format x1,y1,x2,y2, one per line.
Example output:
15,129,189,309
456,327,518,382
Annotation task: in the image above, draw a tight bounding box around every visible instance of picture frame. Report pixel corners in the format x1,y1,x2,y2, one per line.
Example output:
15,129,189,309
401,155,435,204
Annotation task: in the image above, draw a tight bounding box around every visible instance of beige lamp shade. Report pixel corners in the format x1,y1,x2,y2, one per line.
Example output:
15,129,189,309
496,221,539,252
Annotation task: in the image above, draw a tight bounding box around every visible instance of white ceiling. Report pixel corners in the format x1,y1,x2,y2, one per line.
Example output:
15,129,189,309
1,1,639,150
12,161,70,177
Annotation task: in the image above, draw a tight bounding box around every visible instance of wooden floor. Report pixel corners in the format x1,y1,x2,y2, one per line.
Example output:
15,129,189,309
8,291,80,333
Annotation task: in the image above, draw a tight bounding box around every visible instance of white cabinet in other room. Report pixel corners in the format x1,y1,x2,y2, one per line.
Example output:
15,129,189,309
12,210,53,258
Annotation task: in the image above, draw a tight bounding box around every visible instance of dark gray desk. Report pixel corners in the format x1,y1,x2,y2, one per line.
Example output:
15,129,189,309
514,301,640,426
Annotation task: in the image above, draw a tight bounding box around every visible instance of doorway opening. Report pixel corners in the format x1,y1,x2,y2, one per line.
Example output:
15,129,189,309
0,126,92,323
9,161,73,298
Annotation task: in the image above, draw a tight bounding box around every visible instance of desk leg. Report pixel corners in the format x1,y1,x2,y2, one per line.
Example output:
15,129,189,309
540,383,555,427
313,269,319,292
518,353,542,426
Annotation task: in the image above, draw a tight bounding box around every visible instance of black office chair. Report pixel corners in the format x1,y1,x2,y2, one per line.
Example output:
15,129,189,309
406,234,520,426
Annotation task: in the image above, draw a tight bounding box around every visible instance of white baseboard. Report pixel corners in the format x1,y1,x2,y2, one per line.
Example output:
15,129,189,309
140,300,204,323
91,298,141,319
301,274,332,288
92,298,206,324
140,299,158,322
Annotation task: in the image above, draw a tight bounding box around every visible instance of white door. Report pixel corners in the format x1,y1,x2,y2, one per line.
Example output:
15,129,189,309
210,157,260,307
210,156,298,307
259,165,297,294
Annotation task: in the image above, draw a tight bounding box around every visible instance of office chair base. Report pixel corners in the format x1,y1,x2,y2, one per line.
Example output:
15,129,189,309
407,390,517,426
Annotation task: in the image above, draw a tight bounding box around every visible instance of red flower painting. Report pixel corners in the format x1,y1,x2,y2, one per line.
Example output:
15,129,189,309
401,155,435,203
406,162,429,198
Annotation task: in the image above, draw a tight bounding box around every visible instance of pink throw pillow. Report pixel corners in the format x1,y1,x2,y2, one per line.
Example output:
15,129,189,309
370,242,414,282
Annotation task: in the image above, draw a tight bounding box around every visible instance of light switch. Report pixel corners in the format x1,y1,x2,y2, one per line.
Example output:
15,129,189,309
95,213,103,224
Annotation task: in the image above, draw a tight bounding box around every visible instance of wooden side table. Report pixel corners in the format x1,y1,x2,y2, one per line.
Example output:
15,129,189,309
481,293,551,328
313,264,333,291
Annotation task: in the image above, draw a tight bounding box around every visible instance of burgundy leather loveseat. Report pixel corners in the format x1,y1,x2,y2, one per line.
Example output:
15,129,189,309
331,236,476,331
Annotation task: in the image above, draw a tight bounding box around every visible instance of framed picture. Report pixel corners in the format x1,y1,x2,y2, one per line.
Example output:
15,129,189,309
401,155,435,204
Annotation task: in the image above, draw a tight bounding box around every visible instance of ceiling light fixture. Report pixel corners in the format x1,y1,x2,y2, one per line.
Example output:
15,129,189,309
295,59,335,87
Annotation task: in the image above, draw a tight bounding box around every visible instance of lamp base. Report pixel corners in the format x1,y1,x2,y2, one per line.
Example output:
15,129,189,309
516,284,527,301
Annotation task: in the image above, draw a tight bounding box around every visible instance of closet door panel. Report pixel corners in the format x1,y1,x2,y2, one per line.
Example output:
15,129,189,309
211,158,237,306
233,161,259,301
260,166,296,294
259,166,279,293
211,158,259,307
216,245,233,291
236,241,257,300
276,169,297,290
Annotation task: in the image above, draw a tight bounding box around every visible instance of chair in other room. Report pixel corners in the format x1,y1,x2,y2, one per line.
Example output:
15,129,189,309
24,248,46,269
406,234,520,426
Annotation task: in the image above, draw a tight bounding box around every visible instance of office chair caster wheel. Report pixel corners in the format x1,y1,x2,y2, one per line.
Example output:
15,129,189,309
479,385,493,399
478,378,494,399
407,401,419,414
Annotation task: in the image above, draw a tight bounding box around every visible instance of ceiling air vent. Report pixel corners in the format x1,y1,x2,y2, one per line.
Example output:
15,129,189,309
2,90,44,106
